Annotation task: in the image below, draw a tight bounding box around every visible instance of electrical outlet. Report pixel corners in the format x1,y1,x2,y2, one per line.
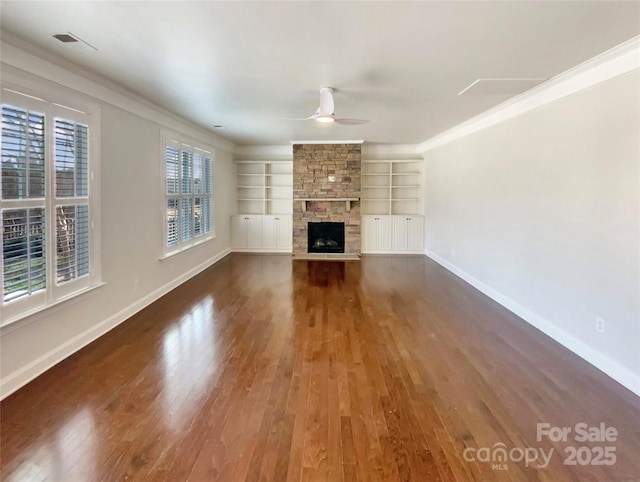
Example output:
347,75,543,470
596,316,605,334
451,248,455,257
134,279,140,291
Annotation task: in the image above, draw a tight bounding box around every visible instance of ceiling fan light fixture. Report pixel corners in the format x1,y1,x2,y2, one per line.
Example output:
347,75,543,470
316,115,334,123
285,87,368,126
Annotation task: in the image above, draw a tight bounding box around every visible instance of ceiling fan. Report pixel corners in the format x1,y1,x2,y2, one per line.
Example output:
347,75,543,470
286,87,369,125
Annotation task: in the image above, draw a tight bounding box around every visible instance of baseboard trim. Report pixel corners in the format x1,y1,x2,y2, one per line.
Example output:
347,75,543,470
0,248,232,400
361,250,426,255
231,248,292,253
425,250,640,397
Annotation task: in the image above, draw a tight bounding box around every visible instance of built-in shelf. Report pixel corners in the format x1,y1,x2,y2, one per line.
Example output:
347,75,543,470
361,160,423,215
295,197,360,212
235,160,293,215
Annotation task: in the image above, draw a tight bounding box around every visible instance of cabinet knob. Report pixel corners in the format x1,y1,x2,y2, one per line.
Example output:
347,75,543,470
275,217,279,220
244,217,249,220
374,217,379,220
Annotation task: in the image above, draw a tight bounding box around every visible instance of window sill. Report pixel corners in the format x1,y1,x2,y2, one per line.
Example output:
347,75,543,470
159,235,216,261
0,282,107,332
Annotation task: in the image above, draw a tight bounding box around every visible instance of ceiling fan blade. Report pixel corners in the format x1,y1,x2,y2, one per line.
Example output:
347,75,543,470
285,88,366,124
283,112,319,121
334,118,369,125
318,87,334,116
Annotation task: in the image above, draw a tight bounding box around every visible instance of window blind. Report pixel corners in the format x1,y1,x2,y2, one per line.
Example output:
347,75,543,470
1,106,45,200
2,105,47,303
54,118,90,286
55,119,88,197
164,141,213,251
2,208,46,302
55,205,89,283
1,97,95,321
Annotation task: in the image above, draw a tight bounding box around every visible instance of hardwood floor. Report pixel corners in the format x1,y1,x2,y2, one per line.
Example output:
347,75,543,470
1,254,639,481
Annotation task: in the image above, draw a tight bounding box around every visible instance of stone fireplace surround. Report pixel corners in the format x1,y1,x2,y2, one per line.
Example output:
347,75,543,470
292,143,361,256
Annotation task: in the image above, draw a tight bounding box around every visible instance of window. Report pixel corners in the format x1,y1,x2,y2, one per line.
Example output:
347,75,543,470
1,89,98,324
164,137,213,255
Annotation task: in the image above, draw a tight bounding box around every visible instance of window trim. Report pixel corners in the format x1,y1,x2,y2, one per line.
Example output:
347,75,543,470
0,82,102,327
160,130,215,259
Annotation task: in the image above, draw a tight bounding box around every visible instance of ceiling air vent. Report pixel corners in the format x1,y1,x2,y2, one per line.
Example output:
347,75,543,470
52,32,97,51
53,33,79,43
458,78,546,96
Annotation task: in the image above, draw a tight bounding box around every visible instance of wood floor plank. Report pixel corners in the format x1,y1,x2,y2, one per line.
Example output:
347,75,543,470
1,254,639,481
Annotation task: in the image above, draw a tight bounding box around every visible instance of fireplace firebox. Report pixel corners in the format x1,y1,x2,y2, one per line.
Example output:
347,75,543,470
308,222,345,253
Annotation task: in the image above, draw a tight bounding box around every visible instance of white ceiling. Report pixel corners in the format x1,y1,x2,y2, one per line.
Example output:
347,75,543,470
1,1,638,146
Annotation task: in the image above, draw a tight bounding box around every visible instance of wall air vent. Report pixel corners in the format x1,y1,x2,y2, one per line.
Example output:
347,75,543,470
52,32,97,51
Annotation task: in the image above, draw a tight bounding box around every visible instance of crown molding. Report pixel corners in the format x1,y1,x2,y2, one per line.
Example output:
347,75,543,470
419,35,640,154
290,140,364,145
235,142,424,161
362,143,422,159
0,34,237,153
234,144,293,160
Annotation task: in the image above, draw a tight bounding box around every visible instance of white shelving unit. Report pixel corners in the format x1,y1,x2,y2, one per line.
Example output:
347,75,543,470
361,160,424,254
233,160,293,252
265,162,293,215
236,161,265,215
235,161,293,215
361,160,423,215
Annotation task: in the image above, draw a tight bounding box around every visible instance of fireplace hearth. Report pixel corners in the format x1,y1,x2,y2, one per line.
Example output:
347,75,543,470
308,222,345,253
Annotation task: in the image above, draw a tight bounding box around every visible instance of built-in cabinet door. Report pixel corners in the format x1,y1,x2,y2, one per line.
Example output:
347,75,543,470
407,216,424,251
233,214,292,251
246,216,262,249
376,216,392,250
392,216,409,250
231,215,248,248
262,215,292,250
232,215,262,249
262,216,278,249
361,216,377,251
277,215,292,250
392,215,424,251
362,215,392,251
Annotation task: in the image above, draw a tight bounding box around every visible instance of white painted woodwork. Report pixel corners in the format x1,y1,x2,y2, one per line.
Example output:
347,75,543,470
236,161,292,215
392,215,424,252
363,215,423,253
231,215,262,250
361,160,423,216
232,214,292,252
361,215,393,252
407,216,425,251
262,215,292,251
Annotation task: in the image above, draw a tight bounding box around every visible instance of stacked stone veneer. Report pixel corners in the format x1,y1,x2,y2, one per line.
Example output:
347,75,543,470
292,143,361,255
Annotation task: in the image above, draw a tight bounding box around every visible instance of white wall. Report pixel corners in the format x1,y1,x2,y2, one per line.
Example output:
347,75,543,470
423,71,640,393
0,46,235,398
